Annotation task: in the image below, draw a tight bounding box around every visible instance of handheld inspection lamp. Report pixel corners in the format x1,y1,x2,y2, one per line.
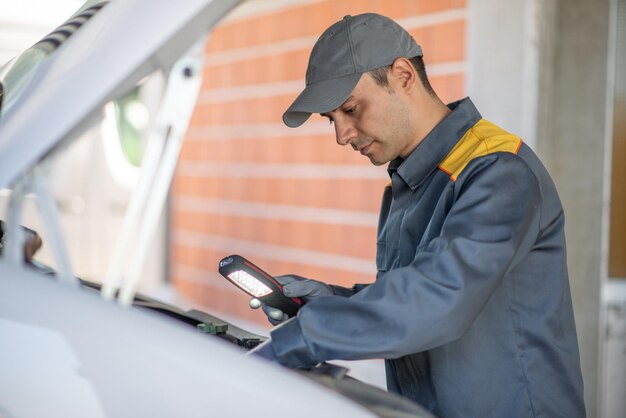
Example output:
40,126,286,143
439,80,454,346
218,254,303,317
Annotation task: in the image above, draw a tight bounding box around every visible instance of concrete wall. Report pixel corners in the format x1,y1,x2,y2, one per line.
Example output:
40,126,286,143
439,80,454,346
467,0,540,148
535,0,611,416
469,0,614,416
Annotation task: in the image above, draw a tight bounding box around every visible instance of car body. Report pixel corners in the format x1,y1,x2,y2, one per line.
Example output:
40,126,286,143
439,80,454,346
0,1,435,417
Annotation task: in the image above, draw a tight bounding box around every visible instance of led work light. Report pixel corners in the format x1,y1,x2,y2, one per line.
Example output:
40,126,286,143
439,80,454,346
218,254,303,317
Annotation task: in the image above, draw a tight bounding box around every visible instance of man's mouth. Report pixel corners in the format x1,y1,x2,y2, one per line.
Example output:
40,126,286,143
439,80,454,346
358,143,372,155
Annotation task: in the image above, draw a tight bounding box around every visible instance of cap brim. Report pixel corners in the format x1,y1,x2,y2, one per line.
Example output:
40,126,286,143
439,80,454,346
282,72,363,128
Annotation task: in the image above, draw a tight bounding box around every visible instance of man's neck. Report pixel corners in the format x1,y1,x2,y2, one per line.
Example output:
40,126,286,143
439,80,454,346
417,95,451,139
402,95,451,158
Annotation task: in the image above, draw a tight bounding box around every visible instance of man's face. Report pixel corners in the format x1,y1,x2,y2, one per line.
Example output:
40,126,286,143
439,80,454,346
321,74,415,166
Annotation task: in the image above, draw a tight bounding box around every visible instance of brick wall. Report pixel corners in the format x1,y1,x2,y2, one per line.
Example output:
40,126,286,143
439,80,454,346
171,0,467,326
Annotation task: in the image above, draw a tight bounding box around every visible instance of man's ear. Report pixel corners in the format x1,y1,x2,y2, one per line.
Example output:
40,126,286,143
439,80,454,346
389,57,417,92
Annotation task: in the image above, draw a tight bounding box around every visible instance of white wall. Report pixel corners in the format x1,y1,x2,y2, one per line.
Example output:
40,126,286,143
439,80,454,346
467,0,540,149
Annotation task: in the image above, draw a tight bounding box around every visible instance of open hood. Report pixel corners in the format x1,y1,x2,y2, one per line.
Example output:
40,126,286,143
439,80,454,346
0,0,240,188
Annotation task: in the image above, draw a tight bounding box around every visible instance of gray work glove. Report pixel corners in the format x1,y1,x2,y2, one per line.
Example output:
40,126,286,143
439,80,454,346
249,274,333,325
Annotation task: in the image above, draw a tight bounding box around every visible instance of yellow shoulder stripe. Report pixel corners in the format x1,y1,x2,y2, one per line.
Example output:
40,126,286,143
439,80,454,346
438,119,523,182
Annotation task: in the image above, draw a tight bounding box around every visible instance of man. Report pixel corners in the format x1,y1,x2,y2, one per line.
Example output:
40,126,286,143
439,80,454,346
250,13,585,418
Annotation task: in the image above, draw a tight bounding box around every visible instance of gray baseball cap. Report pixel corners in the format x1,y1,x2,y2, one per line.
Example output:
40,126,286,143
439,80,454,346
282,13,422,128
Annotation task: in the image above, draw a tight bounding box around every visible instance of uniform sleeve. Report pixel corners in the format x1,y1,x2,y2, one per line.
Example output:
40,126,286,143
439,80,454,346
271,154,542,368
329,283,370,297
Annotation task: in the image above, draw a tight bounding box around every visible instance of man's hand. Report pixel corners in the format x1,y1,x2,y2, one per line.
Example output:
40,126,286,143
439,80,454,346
250,274,333,325
249,298,289,325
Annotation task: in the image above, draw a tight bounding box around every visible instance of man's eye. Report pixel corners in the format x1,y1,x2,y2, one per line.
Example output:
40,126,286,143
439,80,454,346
345,106,356,114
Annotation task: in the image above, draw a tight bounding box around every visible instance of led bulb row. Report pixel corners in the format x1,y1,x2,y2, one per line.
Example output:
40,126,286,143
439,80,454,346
228,270,273,297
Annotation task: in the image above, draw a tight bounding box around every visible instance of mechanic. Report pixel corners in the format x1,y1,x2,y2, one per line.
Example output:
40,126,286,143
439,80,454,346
250,13,585,418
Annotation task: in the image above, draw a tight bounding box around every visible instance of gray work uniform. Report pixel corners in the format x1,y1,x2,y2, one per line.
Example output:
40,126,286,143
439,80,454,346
271,98,585,418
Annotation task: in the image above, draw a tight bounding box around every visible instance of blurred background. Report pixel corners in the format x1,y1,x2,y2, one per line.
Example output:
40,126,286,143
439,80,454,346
1,0,624,417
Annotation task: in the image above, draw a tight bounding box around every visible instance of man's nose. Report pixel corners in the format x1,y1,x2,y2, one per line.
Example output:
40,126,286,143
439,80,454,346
335,120,357,146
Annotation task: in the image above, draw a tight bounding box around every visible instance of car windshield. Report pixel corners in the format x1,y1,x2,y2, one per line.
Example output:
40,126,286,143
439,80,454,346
0,0,107,119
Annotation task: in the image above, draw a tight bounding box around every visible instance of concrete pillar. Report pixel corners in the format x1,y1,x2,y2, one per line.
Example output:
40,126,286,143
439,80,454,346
467,0,540,148
469,0,612,415
535,0,611,416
